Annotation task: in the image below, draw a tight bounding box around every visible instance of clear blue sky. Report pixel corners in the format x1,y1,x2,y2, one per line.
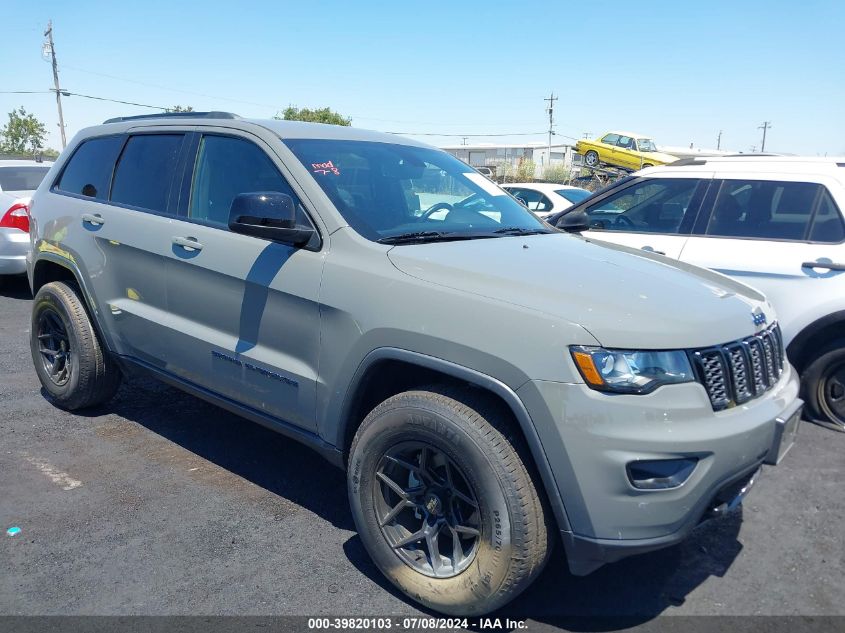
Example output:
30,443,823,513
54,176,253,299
2,0,843,154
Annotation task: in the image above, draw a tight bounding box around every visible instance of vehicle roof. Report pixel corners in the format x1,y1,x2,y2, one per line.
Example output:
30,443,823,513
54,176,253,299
601,131,651,139
643,155,845,176
502,182,588,192
82,114,434,149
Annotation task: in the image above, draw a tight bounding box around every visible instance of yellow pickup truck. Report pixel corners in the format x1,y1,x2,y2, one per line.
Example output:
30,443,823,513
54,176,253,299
576,132,677,171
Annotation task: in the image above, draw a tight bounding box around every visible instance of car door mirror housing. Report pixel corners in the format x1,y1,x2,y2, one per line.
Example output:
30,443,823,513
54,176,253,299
228,192,315,246
557,210,590,233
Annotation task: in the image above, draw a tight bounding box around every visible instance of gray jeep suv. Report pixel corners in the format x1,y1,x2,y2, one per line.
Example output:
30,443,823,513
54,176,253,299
27,112,801,615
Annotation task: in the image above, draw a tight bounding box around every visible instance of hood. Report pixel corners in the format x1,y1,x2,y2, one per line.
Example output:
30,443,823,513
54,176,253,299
387,233,771,350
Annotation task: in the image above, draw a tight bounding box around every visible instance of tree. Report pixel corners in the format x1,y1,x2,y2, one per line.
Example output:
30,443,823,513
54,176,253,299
0,107,47,155
168,105,194,112
275,106,351,126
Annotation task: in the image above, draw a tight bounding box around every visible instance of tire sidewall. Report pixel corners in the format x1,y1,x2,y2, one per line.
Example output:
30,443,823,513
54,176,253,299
31,286,82,404
348,402,516,615
804,345,845,425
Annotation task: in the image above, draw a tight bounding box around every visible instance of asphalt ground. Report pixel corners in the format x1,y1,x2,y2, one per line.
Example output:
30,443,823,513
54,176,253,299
1,274,843,630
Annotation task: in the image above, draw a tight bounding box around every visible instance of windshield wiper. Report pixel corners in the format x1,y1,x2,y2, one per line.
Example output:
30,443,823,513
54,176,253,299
377,231,469,245
492,227,550,236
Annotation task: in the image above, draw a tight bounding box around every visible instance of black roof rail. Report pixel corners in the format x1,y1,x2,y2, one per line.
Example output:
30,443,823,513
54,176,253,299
668,158,707,166
103,111,240,124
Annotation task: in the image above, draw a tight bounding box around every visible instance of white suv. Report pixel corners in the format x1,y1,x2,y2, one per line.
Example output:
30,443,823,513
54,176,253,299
552,156,845,429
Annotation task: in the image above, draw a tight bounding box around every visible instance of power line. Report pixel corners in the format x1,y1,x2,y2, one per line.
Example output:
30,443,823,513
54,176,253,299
0,91,53,94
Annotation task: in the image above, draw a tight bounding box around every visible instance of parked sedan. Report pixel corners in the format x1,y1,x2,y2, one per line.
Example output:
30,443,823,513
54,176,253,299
0,160,53,283
575,132,677,171
501,183,591,218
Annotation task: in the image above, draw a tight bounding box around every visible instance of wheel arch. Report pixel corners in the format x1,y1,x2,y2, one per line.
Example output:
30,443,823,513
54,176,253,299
336,348,572,534
786,310,845,373
30,255,116,354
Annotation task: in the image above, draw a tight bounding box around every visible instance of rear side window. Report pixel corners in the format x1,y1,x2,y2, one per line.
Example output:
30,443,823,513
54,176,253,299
601,133,620,145
809,190,845,243
111,134,184,213
508,188,552,212
705,180,822,241
188,135,303,227
56,135,124,200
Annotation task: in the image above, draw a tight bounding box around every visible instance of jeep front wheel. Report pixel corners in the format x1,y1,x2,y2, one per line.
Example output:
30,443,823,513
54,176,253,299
31,281,122,410
347,388,549,615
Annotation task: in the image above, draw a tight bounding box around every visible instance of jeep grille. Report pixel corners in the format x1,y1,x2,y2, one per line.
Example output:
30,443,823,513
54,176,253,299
691,324,785,411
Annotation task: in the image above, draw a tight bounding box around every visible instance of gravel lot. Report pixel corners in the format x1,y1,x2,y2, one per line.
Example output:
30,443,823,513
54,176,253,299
1,274,843,629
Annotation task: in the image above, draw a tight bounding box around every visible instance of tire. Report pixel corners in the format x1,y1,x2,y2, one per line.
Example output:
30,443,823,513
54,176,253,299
584,150,599,167
30,281,121,410
348,387,550,615
641,163,653,168
802,340,845,427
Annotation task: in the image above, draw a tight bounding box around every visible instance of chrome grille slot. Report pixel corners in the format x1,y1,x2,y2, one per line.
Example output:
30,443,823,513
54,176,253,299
726,344,752,403
692,323,784,411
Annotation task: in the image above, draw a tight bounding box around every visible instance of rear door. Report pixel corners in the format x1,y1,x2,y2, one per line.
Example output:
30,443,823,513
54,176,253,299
50,132,185,366
577,175,711,258
162,129,324,430
679,175,845,344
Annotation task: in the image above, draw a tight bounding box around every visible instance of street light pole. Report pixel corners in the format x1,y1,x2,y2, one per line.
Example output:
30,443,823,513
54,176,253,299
44,21,66,149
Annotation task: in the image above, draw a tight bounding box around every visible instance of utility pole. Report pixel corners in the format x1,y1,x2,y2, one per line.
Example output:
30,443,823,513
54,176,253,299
582,132,592,139
544,92,557,167
44,21,66,149
717,130,722,150
758,121,771,152
461,136,468,146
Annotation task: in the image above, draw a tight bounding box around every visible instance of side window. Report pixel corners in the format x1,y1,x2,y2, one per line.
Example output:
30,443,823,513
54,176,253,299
189,135,305,228
705,180,820,241
583,178,700,233
55,135,124,200
809,189,845,243
111,134,184,212
509,188,551,212
616,136,635,150
601,133,620,146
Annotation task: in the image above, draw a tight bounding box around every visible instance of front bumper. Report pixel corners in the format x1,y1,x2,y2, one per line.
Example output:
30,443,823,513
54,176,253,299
516,363,801,575
0,227,30,275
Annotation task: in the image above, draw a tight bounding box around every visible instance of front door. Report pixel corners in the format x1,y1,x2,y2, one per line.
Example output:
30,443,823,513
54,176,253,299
579,175,710,259
163,131,324,430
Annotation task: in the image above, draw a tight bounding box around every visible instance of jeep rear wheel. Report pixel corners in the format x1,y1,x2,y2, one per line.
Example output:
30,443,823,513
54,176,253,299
803,342,845,429
31,281,122,410
347,387,550,615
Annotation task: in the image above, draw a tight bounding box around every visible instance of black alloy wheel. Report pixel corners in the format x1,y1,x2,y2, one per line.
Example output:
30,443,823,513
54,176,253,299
374,442,481,578
36,308,72,386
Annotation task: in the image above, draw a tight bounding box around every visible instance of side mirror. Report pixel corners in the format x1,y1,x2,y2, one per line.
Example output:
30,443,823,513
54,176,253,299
228,192,315,246
557,210,590,233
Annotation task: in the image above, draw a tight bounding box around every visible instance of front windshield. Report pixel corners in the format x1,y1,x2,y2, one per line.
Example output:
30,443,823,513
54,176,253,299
637,138,657,152
284,139,549,243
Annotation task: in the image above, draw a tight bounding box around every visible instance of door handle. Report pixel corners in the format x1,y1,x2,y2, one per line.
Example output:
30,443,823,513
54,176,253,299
81,213,104,226
172,236,203,252
641,246,666,256
802,261,845,272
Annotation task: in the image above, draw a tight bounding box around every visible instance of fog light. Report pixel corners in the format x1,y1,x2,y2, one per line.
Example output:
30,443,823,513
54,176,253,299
627,458,698,490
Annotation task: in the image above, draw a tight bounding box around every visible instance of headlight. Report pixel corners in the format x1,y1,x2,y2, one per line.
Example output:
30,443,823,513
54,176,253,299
570,346,694,394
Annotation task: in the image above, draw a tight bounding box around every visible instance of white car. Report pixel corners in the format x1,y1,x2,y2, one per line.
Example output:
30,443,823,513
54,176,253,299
551,156,845,429
501,182,591,218
0,159,53,283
